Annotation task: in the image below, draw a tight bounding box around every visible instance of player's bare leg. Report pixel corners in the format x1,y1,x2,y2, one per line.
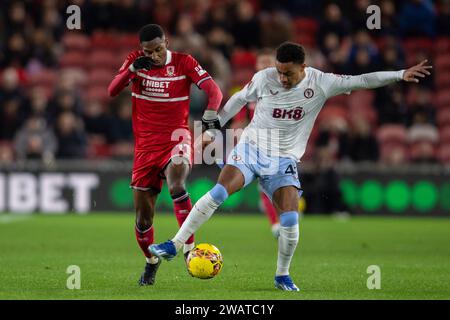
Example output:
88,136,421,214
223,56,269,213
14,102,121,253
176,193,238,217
133,188,161,286
260,192,280,238
271,186,300,291
149,165,244,259
164,158,195,258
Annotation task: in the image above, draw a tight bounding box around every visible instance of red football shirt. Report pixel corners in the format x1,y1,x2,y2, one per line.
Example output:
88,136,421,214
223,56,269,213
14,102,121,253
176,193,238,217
126,50,211,151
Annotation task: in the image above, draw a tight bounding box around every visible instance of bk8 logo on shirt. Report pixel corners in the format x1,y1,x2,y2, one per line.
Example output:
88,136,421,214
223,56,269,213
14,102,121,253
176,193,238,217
272,107,305,120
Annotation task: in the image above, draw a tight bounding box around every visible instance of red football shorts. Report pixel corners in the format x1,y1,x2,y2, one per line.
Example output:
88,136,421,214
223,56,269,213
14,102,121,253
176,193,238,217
130,134,192,193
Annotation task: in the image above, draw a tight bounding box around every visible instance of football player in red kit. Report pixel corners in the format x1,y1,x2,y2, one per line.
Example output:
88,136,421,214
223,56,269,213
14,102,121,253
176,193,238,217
108,24,222,285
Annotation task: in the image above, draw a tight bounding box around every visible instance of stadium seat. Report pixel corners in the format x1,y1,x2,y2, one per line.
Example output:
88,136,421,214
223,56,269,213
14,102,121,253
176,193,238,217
434,54,450,71
326,94,348,107
91,31,117,49
439,126,450,144
60,68,88,87
27,69,58,87
434,37,450,54
409,141,437,162
318,104,349,122
59,51,88,68
88,50,121,70
231,67,254,86
407,124,439,144
62,32,91,52
118,33,139,50
347,90,374,108
377,124,408,144
437,108,450,127
348,104,378,127
437,142,450,164
436,90,450,108
230,50,257,68
403,38,434,55
435,72,450,89
379,143,409,165
87,69,114,86
86,85,112,104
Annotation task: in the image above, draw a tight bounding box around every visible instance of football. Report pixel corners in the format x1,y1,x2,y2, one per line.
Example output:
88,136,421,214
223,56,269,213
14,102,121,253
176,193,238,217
186,243,223,279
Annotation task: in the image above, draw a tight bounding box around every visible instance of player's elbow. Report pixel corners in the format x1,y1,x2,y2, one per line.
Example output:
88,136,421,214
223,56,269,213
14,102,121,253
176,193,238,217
107,83,118,97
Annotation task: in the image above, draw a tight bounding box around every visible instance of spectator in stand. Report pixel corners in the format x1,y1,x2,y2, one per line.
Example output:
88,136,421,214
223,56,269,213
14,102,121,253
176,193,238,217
231,0,261,49
347,115,379,162
375,84,409,125
380,36,406,71
82,100,111,143
437,0,450,36
0,98,25,141
3,32,30,68
315,117,350,161
171,13,205,53
306,147,349,214
317,3,351,50
13,116,56,163
54,111,87,159
345,30,380,74
408,124,439,163
398,0,437,37
200,2,234,59
259,10,294,48
377,0,401,37
108,98,133,144
0,143,14,166
318,31,349,73
40,3,64,41
349,0,372,30
27,27,58,69
407,87,436,127
27,86,51,122
108,98,133,158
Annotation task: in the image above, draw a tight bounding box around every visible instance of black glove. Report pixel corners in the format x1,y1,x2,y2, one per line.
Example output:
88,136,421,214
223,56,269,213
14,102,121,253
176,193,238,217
201,116,221,132
130,56,153,72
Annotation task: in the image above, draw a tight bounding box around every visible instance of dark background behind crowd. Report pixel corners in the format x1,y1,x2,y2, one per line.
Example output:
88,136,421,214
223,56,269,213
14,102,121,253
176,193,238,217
0,0,449,169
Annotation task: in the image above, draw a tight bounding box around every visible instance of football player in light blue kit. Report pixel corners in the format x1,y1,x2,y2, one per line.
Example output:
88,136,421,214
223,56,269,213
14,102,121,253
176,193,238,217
150,42,432,291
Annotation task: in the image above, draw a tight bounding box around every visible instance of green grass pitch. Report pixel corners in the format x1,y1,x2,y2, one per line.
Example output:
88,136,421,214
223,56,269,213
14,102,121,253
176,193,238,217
0,213,449,300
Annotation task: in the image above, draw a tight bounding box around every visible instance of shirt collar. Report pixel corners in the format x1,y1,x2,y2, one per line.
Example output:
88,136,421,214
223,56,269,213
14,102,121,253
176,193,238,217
165,50,172,65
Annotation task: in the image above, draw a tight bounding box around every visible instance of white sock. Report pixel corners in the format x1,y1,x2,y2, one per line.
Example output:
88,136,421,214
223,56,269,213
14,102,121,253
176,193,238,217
172,192,220,250
183,242,195,254
276,224,299,276
146,256,159,264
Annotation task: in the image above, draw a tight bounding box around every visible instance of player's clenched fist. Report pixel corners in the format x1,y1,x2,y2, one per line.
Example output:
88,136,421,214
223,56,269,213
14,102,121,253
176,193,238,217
129,56,153,72
201,110,221,132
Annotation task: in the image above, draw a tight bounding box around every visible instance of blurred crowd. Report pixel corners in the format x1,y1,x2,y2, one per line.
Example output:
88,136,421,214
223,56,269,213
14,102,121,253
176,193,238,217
0,0,450,167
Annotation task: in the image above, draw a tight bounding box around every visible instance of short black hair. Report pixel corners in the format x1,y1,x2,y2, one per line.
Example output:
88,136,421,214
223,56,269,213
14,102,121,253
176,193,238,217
276,42,306,64
139,24,165,42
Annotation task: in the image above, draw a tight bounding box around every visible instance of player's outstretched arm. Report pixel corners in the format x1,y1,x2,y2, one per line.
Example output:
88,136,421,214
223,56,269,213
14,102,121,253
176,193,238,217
321,59,432,98
217,89,251,127
402,59,433,83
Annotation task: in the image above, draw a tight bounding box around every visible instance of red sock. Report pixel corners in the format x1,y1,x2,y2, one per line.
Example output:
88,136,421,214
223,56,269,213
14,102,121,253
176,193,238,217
260,192,279,225
172,191,194,245
135,225,154,258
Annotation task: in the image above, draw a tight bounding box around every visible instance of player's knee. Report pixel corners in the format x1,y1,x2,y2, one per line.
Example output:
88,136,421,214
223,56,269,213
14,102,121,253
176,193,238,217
135,215,153,230
168,182,186,198
135,207,154,230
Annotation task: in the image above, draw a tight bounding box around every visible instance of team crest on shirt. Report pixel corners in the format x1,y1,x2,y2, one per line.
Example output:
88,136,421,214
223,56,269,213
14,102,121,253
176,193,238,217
232,154,242,161
304,88,314,99
165,66,175,76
